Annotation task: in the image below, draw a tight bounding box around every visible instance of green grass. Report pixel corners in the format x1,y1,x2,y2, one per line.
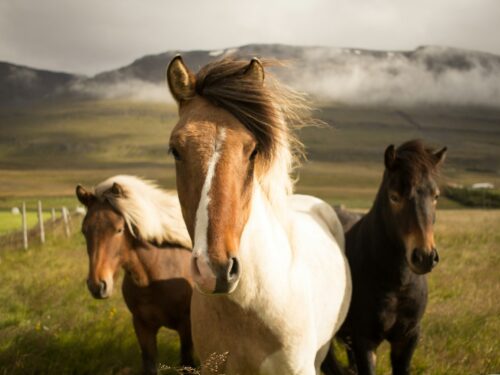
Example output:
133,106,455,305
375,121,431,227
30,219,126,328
0,211,52,236
0,210,498,374
0,99,499,373
0,226,182,374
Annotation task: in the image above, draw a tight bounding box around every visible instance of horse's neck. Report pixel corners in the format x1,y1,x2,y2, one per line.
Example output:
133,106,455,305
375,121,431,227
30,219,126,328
229,185,293,309
123,241,166,286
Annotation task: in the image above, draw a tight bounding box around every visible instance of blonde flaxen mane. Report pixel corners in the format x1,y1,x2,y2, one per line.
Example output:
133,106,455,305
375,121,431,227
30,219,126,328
94,175,192,249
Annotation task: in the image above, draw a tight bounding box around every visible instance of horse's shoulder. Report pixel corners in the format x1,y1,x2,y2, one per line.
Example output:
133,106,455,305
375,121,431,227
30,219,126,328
288,194,345,251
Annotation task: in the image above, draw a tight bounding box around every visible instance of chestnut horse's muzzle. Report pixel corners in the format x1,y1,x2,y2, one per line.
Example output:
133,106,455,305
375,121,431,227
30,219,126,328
191,256,240,294
87,278,112,299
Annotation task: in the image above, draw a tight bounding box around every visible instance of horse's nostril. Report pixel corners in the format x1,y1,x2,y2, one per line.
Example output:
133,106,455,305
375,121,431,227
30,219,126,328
99,280,107,295
228,257,240,280
432,248,440,265
411,248,422,265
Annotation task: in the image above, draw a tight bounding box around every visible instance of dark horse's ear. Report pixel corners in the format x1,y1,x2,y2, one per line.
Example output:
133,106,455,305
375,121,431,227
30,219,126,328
166,55,196,104
110,182,125,197
244,57,265,85
433,146,447,166
76,185,95,206
384,144,397,170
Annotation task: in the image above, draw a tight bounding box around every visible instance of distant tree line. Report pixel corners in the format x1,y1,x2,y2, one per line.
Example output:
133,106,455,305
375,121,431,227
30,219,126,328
444,186,500,208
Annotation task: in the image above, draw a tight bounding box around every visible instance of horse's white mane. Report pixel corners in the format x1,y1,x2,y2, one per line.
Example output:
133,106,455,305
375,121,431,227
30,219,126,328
94,175,192,249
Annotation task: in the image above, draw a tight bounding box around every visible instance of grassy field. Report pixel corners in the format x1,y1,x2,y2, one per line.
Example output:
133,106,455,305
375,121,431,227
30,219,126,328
0,210,498,374
0,99,499,373
0,211,52,236
0,99,498,200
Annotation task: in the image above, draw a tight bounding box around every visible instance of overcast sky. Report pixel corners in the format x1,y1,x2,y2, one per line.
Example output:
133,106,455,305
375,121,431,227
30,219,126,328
1,0,498,76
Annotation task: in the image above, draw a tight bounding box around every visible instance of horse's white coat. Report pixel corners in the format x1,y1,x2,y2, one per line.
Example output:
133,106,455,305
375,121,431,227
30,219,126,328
193,128,226,262
223,187,352,374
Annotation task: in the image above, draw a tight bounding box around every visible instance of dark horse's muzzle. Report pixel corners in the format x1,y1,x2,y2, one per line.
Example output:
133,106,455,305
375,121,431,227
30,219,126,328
410,247,439,274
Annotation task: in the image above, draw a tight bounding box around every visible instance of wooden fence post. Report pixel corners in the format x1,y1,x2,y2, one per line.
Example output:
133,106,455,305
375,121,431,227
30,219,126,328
22,202,28,250
37,200,45,244
51,208,56,222
62,207,70,237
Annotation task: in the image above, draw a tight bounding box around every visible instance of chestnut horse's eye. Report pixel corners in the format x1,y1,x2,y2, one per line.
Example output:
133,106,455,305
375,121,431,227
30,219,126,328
168,146,181,161
249,148,258,161
117,227,124,234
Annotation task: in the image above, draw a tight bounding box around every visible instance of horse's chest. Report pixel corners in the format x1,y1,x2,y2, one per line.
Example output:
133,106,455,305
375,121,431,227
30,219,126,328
378,290,425,337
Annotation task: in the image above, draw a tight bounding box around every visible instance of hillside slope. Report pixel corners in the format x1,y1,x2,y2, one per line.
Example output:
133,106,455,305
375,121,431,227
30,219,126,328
0,62,79,104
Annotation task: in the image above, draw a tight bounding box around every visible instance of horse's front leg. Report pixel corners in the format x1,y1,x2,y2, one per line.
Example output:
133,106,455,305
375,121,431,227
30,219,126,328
389,328,419,375
133,316,159,375
351,337,377,375
178,317,195,367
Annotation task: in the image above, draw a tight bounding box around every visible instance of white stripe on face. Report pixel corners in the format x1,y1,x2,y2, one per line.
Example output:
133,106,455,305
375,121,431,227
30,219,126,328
193,128,227,259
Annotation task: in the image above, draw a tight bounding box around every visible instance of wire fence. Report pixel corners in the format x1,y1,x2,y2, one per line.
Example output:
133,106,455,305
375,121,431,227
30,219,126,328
0,201,84,251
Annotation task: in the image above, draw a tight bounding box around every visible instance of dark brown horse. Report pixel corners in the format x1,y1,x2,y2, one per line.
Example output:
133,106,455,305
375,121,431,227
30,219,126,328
327,140,447,375
76,175,195,374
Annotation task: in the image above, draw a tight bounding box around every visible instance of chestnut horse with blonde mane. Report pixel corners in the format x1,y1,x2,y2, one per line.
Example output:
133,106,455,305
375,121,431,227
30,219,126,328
166,56,351,375
76,175,194,374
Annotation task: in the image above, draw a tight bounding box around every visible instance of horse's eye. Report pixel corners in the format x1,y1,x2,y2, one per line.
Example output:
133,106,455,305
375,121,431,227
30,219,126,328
389,193,400,203
168,146,181,161
249,147,258,161
117,228,124,234
434,194,440,202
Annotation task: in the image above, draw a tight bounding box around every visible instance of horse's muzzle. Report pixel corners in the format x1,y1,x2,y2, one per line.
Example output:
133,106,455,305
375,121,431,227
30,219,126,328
191,255,240,294
410,247,439,274
87,278,111,299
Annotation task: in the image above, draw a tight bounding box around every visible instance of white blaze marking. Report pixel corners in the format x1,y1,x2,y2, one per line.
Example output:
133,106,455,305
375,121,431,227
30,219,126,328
193,128,226,258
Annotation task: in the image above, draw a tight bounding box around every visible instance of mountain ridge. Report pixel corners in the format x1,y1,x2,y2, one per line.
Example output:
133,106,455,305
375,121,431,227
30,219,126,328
2,44,500,107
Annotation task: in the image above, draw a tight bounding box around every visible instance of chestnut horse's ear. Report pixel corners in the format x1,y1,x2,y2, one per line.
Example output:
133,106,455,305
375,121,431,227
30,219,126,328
76,185,95,206
166,55,196,104
110,182,124,197
244,57,265,85
433,146,447,166
384,144,396,170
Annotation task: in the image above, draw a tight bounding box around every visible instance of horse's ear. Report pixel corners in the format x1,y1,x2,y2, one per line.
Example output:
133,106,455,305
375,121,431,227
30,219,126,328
244,58,265,85
433,146,447,166
76,185,95,206
110,182,124,197
384,144,396,170
167,55,196,104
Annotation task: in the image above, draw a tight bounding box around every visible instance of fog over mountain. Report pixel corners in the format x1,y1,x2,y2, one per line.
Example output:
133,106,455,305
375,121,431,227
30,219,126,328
2,44,500,107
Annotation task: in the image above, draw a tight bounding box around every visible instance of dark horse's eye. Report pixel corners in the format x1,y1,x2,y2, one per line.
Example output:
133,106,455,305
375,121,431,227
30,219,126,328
249,147,258,161
389,193,400,203
168,146,181,161
117,227,124,234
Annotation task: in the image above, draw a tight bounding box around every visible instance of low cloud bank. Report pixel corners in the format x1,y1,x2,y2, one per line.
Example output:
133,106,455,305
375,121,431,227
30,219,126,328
70,46,500,107
293,46,500,107
70,79,171,102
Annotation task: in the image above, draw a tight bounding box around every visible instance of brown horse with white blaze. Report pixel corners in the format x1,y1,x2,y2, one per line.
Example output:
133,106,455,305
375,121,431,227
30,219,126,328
166,56,351,375
76,175,195,374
